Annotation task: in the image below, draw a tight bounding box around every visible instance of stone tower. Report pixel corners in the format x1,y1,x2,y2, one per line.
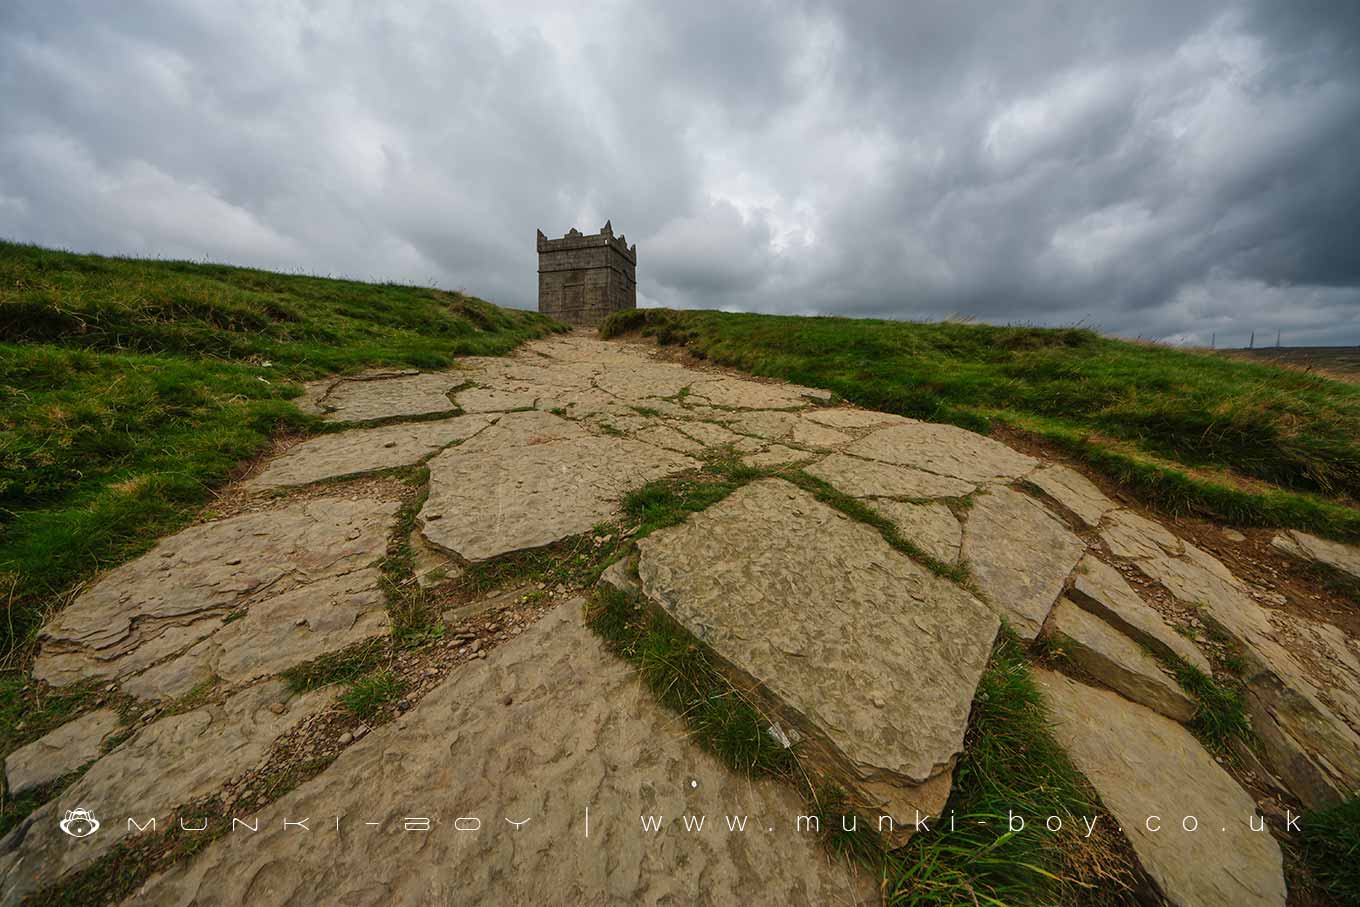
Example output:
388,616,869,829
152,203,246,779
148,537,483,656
536,221,637,327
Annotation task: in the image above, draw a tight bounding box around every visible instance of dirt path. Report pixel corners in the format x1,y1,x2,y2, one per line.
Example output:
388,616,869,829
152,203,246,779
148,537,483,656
5,333,1359,905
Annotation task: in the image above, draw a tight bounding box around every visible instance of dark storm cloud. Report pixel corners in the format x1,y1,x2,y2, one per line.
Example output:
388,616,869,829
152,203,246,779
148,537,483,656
1,0,1357,345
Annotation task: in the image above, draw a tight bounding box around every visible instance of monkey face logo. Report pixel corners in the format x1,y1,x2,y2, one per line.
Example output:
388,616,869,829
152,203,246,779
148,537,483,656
58,808,100,838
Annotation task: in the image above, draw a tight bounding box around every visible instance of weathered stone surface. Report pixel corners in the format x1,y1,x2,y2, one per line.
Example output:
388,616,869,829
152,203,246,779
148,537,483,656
803,409,913,430
961,487,1086,639
632,424,705,455
4,709,123,796
455,407,591,452
1272,529,1360,580
1026,464,1115,527
1101,509,1183,559
594,361,697,400
846,423,1037,483
130,568,390,699
452,386,539,413
805,453,975,499
741,444,815,469
127,606,873,906
246,415,496,488
316,372,461,422
690,376,810,409
1068,554,1210,672
672,420,748,449
634,480,999,838
722,409,800,440
410,529,462,589
789,419,853,448
421,412,696,561
1048,599,1195,722
871,500,961,563
0,681,330,902
1035,669,1286,907
34,496,399,691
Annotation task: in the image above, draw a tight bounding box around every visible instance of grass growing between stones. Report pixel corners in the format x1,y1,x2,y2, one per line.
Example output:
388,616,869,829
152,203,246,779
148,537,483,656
602,308,1360,541
879,631,1140,907
0,241,563,664
585,584,795,778
1300,796,1360,904
782,471,973,586
280,638,390,694
1168,660,1253,758
339,670,404,720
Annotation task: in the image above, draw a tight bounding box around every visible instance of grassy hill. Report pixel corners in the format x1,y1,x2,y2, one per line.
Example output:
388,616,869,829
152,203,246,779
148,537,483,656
0,242,563,661
603,309,1360,540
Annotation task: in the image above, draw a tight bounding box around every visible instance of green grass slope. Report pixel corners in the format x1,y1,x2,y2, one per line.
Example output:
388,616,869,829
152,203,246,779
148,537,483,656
603,309,1360,540
0,242,562,660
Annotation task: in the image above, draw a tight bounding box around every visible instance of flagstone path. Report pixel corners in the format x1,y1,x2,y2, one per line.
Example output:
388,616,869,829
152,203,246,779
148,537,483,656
6,333,1359,906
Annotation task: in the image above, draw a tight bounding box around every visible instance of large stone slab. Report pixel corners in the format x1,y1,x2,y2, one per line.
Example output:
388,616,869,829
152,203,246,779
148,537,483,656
125,606,874,906
633,479,999,838
421,411,696,561
961,487,1086,639
871,500,962,563
0,681,330,902
805,453,975,500
845,423,1037,483
1034,669,1286,907
1271,529,1360,580
316,372,462,422
33,496,399,692
4,709,123,796
1047,598,1195,722
1068,554,1210,672
246,415,496,488
1026,464,1116,528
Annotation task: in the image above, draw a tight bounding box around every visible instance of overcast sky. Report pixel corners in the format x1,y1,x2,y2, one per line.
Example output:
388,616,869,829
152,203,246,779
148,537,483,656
2,2,1358,345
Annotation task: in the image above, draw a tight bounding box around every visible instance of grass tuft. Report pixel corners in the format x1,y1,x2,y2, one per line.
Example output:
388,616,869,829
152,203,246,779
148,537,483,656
1301,796,1360,904
280,638,388,694
1169,661,1253,756
339,670,404,720
585,584,795,777
882,629,1139,906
